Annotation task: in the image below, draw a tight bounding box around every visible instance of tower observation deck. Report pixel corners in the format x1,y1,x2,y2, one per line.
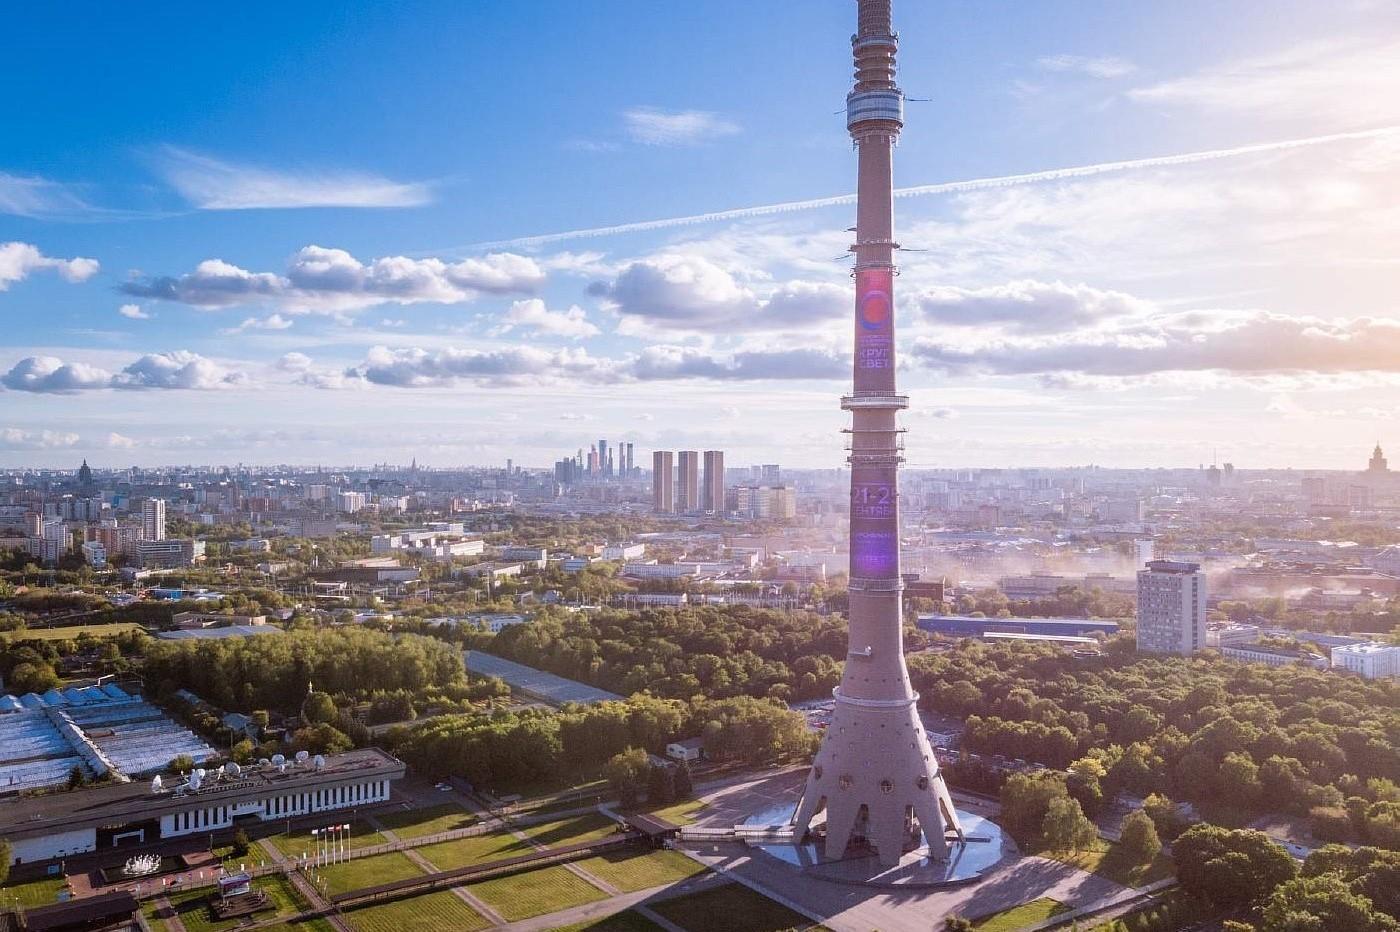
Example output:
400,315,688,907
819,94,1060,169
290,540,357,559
791,0,966,866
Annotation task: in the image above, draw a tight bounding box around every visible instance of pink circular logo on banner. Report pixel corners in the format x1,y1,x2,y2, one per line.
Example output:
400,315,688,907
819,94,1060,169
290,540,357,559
860,289,891,330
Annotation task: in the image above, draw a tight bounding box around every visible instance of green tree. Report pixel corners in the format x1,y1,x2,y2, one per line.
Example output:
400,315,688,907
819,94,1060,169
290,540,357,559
231,828,250,858
1120,809,1162,865
1000,771,1072,840
1174,825,1298,910
1260,873,1397,932
302,690,337,725
605,748,649,809
647,763,676,805
168,754,195,773
943,918,973,932
673,759,694,799
290,723,353,755
0,838,10,885
1042,795,1098,852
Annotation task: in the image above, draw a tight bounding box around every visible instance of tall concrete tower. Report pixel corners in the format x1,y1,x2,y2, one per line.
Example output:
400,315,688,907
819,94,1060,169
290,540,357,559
792,0,964,866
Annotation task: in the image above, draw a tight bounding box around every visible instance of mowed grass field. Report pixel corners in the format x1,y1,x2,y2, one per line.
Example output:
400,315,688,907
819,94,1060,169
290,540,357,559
3,622,142,642
574,849,705,893
343,890,489,932
415,829,532,871
467,864,607,921
0,875,70,908
650,882,830,932
374,802,474,839
638,798,707,825
516,812,622,848
971,897,1068,931
314,851,423,897
262,821,389,860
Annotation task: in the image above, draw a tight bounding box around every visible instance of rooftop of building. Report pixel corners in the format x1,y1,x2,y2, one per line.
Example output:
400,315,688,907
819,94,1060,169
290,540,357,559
1220,644,1324,660
0,748,402,839
1331,641,1399,655
1143,560,1201,574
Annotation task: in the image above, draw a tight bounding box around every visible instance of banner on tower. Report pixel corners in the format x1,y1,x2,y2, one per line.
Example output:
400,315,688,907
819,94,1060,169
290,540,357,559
855,268,895,390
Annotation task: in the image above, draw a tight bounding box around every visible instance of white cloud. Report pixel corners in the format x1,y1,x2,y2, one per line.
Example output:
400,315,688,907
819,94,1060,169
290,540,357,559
910,280,1148,333
591,254,846,333
222,313,294,334
122,245,545,313
277,352,313,372
348,345,612,388
1129,37,1400,127
913,311,1400,379
0,174,100,220
493,298,599,339
0,428,82,450
118,303,150,320
0,242,99,290
1,351,245,393
101,432,137,449
155,147,433,209
1037,54,1136,78
623,107,740,146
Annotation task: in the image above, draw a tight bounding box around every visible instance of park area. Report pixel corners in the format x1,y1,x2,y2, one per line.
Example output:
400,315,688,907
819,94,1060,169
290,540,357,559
648,882,828,932
574,849,705,893
375,802,474,839
261,820,389,861
467,863,608,920
313,851,423,897
343,889,489,932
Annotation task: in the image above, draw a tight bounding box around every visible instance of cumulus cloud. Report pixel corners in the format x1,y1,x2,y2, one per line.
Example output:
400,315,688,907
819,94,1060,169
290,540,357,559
327,342,846,390
0,242,99,290
623,107,740,146
0,428,81,450
277,352,313,372
1,352,244,393
155,147,433,209
493,298,599,339
121,245,544,313
591,254,846,332
118,303,151,320
629,345,845,381
1036,54,1136,78
912,312,1400,379
910,280,1147,333
101,432,137,449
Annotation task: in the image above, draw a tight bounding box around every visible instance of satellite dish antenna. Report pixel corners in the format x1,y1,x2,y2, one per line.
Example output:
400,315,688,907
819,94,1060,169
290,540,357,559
271,754,286,767
151,775,163,793
313,755,326,770
295,750,310,764
188,770,203,790
258,758,271,768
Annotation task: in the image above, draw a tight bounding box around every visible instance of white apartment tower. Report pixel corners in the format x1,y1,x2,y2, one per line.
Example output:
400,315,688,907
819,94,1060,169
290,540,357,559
142,498,167,542
1136,560,1206,655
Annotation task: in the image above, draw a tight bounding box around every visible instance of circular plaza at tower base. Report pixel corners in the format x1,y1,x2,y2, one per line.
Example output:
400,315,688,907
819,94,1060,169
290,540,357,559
736,800,1011,889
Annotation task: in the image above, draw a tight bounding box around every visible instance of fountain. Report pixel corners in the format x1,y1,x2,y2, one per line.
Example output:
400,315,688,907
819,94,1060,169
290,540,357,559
121,853,162,877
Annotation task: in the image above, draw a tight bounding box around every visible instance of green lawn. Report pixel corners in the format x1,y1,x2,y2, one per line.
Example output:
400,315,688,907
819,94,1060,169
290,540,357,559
263,820,389,860
1088,888,1214,931
971,897,1068,931
1036,839,1174,887
637,798,707,826
649,882,828,932
517,813,623,848
548,910,665,932
467,864,608,921
375,802,474,839
3,622,142,641
260,920,337,932
0,875,69,908
143,874,309,932
415,830,532,871
313,851,423,897
574,849,705,893
343,890,489,932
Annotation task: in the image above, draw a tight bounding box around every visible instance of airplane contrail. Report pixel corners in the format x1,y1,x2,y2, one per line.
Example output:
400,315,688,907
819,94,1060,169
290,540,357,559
467,126,1400,251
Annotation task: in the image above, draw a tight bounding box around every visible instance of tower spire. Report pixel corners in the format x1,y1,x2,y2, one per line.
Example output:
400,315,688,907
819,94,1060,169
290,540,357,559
791,0,964,866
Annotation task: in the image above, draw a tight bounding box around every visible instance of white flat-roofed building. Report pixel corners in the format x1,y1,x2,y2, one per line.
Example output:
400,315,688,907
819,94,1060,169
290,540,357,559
0,748,404,867
1136,560,1206,655
81,539,107,567
1207,624,1260,648
135,538,205,569
372,529,484,562
602,543,646,561
1331,642,1399,679
497,546,547,568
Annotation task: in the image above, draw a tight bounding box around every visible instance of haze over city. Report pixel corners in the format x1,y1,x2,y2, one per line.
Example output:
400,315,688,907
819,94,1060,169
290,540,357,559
6,1,1400,468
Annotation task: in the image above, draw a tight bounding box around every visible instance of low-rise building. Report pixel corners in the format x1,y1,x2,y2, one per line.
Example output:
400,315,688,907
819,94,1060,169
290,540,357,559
135,538,206,569
1206,624,1261,648
1330,642,1399,679
1220,643,1328,670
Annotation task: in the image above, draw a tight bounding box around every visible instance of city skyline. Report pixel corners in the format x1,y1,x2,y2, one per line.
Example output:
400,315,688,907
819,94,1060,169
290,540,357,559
6,1,1400,469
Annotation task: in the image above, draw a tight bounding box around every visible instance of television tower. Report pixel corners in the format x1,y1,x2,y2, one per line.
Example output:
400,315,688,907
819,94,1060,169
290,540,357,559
791,0,964,866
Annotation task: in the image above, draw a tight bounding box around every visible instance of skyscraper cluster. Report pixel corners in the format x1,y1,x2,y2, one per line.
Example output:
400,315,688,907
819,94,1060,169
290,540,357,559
554,440,635,484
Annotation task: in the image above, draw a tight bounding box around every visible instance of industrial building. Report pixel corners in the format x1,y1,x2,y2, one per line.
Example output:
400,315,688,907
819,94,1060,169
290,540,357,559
0,748,404,867
0,686,216,796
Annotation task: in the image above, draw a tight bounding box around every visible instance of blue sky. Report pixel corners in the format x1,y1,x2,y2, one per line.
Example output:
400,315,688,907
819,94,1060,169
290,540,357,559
5,1,1400,468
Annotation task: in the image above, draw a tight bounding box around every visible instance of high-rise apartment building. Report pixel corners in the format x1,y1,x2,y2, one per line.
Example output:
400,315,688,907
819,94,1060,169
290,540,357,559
142,498,166,542
761,464,781,484
676,451,700,513
702,450,725,514
652,451,674,513
624,443,635,476
1136,560,1206,654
